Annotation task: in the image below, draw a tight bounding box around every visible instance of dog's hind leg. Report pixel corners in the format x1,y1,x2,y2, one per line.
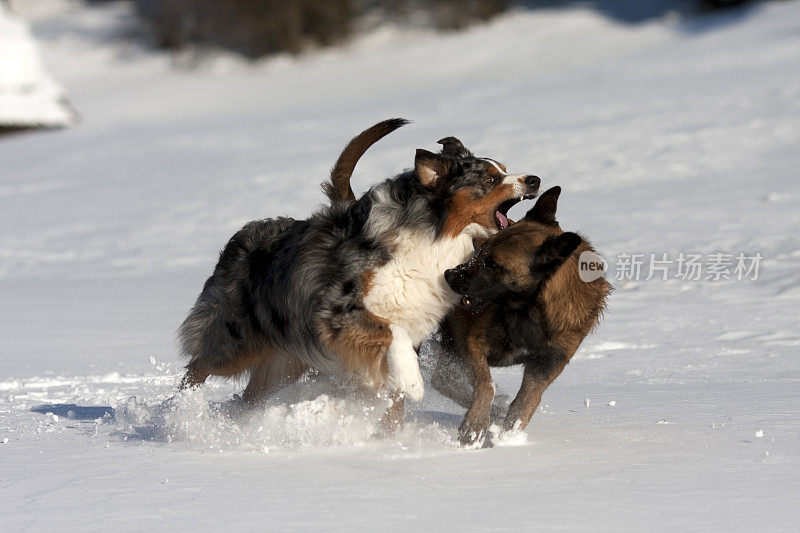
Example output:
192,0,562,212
502,353,570,432
179,347,262,392
179,365,211,390
242,352,307,407
427,345,510,422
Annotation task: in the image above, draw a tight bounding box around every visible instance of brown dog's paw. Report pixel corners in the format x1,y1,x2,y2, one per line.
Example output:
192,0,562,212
458,416,490,448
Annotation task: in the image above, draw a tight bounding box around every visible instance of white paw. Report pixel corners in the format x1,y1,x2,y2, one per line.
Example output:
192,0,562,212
385,325,424,402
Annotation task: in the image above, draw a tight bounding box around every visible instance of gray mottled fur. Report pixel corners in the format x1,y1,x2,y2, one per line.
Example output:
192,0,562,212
179,163,442,375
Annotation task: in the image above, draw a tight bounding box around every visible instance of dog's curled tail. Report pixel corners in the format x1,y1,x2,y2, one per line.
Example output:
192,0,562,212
323,118,410,205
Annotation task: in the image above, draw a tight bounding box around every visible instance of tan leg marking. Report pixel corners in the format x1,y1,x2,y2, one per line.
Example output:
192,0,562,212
242,353,308,406
179,365,211,390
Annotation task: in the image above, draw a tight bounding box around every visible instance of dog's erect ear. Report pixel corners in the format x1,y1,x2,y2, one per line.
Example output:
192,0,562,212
531,232,581,273
437,137,473,158
415,149,450,187
525,186,561,224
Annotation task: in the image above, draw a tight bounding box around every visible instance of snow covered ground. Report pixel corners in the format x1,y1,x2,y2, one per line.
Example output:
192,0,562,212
1,0,799,531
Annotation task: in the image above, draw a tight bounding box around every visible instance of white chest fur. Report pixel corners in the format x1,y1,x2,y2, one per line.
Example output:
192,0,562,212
363,224,490,347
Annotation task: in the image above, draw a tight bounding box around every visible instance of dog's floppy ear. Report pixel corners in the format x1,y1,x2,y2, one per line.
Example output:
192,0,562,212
415,149,450,187
437,137,472,158
525,186,561,224
531,232,581,273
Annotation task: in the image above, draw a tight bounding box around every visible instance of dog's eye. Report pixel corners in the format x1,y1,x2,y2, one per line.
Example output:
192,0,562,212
483,258,500,271
484,174,500,185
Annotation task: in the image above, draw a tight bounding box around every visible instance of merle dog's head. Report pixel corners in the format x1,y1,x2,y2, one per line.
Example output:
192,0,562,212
414,137,541,237
444,186,582,309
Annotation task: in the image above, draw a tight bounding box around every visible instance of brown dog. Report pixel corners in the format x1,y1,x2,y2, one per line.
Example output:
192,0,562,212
434,186,611,446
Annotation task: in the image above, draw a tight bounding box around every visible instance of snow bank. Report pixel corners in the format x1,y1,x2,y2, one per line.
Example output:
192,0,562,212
0,4,75,128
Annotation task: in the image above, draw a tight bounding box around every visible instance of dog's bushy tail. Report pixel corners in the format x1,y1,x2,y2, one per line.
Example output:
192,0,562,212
178,287,240,371
322,118,409,205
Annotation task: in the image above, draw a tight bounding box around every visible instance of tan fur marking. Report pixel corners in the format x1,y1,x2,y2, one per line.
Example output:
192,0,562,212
179,365,211,390
318,269,394,387
242,353,308,405
320,319,392,385
443,184,516,238
183,347,264,384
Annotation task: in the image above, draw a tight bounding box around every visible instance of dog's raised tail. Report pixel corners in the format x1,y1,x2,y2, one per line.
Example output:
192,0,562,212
323,118,410,204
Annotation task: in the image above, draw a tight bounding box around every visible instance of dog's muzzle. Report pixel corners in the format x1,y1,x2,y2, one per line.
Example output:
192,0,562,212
444,266,469,295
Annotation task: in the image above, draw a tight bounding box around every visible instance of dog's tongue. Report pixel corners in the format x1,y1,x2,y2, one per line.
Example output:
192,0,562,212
495,210,509,230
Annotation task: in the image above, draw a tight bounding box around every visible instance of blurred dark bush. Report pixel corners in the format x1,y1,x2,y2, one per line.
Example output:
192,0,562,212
134,0,511,59
136,0,354,57
132,0,756,59
701,0,748,6
378,0,511,30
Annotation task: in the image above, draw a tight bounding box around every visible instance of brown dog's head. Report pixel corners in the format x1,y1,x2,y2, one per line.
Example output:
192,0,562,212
414,137,541,238
444,186,581,308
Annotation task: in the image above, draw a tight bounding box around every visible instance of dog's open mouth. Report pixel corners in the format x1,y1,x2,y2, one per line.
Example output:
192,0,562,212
494,195,536,230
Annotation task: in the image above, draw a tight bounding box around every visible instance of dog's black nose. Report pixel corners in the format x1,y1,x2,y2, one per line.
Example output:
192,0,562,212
444,268,457,288
445,267,467,293
525,175,541,190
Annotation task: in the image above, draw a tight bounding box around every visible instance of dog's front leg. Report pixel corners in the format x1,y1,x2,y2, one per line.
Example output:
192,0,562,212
459,338,494,448
374,391,405,437
384,324,424,402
